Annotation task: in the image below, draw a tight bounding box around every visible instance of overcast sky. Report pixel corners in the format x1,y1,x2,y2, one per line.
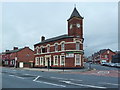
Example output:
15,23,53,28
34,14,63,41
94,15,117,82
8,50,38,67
1,2,118,56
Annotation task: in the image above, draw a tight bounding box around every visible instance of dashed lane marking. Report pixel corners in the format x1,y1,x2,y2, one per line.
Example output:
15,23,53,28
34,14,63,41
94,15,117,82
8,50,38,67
50,77,82,82
9,75,25,79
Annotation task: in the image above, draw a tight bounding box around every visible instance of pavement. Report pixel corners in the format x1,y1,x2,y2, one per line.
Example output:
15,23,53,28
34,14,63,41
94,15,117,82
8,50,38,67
20,67,93,72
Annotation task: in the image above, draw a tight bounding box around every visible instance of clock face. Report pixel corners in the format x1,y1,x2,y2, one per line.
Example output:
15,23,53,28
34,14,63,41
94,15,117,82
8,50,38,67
77,23,80,28
70,24,72,29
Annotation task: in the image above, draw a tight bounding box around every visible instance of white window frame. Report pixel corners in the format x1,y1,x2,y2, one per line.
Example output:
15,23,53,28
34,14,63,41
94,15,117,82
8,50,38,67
61,42,65,51
76,42,80,50
53,55,58,65
40,57,44,65
36,46,39,54
35,57,39,65
12,60,14,65
60,55,65,66
105,55,107,58
55,43,58,52
75,54,81,66
47,45,50,53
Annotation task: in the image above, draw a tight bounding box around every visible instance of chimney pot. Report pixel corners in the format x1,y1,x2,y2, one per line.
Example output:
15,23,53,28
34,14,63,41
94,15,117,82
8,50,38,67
6,50,9,52
41,36,45,41
13,47,18,50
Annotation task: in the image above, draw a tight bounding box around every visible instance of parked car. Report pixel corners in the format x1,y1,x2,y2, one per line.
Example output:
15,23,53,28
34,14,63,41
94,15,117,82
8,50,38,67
109,63,116,67
101,62,107,66
115,63,120,68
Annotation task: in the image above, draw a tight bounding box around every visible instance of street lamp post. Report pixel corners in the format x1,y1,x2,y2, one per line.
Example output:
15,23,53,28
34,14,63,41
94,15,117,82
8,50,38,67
14,57,17,68
48,59,50,71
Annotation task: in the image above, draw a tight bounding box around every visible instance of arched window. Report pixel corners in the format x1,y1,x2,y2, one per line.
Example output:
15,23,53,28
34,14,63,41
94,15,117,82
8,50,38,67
61,42,65,51
47,45,50,53
55,43,58,52
36,46,39,54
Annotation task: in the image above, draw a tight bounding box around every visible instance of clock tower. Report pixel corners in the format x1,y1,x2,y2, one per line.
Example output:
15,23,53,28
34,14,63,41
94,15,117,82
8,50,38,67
67,7,83,39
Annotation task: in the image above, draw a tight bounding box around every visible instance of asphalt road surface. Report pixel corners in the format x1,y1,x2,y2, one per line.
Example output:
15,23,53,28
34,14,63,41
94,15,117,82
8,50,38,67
1,64,120,89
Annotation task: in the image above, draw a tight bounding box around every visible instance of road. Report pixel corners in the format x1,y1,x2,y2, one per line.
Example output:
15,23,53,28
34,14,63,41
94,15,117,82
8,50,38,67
1,64,120,89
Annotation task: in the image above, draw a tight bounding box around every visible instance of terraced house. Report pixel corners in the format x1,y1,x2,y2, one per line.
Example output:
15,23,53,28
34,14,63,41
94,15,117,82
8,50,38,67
2,47,34,68
34,7,84,69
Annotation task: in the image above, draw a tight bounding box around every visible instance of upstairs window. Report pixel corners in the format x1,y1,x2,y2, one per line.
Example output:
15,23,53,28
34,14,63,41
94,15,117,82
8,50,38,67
47,45,50,53
105,55,107,58
61,42,65,51
36,46,39,54
55,44,58,52
36,48,39,54
41,47,45,53
76,42,80,50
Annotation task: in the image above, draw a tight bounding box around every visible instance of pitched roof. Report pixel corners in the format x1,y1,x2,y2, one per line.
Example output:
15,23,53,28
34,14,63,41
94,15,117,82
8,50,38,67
34,34,74,46
2,48,24,54
68,7,83,21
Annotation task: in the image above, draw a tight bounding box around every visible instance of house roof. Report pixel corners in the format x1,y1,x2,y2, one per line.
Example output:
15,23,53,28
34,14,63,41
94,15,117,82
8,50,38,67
2,48,24,54
34,34,74,46
67,7,83,21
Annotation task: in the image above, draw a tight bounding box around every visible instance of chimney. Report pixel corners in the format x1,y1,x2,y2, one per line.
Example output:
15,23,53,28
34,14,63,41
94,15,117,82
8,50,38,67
6,50,9,52
41,36,45,41
13,47,18,50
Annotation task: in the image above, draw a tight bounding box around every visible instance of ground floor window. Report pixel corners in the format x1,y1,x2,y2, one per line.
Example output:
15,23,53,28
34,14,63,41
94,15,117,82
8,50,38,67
54,55,58,65
5,61,8,65
40,57,44,65
75,54,81,65
60,55,65,65
35,57,39,65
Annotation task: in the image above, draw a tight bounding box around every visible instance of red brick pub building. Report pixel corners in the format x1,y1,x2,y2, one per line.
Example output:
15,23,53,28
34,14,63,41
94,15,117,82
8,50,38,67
34,7,84,69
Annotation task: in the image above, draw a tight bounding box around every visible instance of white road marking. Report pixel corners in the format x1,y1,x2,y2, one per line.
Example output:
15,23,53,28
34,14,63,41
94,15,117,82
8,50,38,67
33,80,66,87
70,79,82,81
9,75,25,79
61,80,106,89
33,76,41,81
97,71,109,74
12,70,16,71
100,82,119,86
51,77,82,82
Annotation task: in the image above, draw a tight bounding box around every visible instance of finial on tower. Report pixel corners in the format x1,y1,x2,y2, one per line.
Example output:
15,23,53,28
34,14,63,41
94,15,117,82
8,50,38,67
74,4,76,8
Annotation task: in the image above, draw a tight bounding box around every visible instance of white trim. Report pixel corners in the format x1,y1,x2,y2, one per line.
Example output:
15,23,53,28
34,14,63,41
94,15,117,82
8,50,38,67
34,50,83,55
60,55,65,66
60,41,65,44
46,44,50,47
53,55,58,65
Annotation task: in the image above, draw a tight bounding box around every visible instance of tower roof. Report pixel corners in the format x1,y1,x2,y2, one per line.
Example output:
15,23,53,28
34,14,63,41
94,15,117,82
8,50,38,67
68,7,83,21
